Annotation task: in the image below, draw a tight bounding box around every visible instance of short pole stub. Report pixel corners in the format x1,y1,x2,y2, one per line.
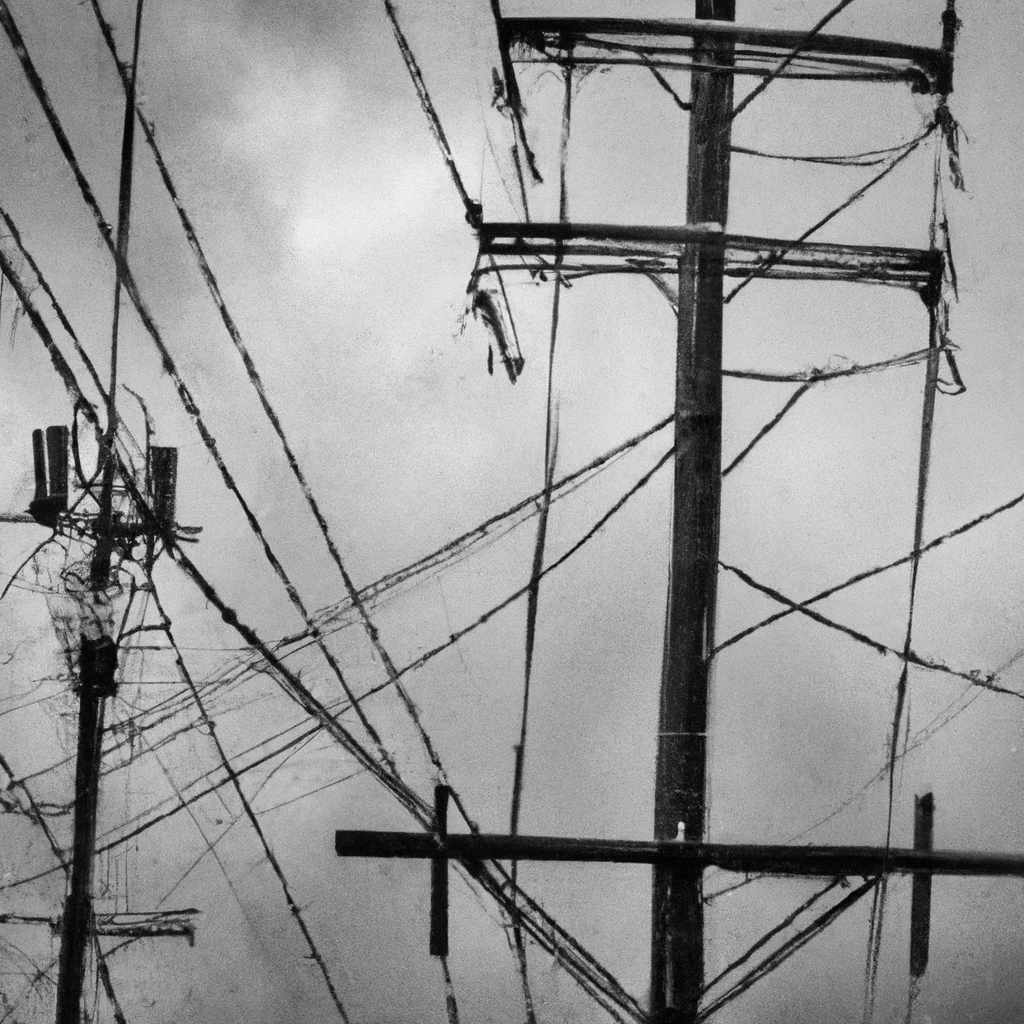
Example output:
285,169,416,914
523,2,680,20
430,784,449,957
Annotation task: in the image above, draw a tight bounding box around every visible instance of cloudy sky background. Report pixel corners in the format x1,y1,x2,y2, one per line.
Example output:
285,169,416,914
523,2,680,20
1,0,1023,1021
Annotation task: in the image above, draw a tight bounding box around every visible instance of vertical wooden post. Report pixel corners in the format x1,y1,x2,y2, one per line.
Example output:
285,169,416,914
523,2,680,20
54,4,144,1019
910,792,935,980
430,784,450,957
651,3,734,1021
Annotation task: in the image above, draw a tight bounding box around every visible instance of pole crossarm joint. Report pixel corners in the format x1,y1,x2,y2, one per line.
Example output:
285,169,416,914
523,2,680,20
336,831,1024,879
476,222,942,290
502,17,951,94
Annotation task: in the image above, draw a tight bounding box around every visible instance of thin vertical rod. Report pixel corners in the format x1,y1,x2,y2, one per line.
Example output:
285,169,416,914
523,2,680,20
651,2,734,1022
93,0,144,587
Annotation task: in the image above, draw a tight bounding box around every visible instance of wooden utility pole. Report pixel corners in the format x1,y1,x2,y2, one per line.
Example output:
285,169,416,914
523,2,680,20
54,4,144,1021
651,3,735,1021
53,635,117,1024
340,5,962,1020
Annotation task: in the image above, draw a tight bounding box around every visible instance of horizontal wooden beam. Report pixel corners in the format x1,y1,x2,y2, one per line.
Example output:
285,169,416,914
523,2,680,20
336,830,1024,878
502,17,949,92
477,222,941,290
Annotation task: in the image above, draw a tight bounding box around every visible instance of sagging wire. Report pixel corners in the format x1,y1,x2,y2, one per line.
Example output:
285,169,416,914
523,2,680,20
732,128,937,167
725,123,936,304
147,582,352,1023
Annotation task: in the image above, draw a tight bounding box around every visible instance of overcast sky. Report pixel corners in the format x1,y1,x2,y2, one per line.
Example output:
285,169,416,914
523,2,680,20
1,1,1023,1022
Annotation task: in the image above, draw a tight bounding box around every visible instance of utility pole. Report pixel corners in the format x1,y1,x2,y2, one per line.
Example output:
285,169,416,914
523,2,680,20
54,3,145,1021
651,3,734,1021
53,633,118,1024
338,5,963,1020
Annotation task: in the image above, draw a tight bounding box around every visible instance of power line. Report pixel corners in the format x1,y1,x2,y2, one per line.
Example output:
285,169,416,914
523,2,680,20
720,560,1020,697
717,485,1024,655
382,0,481,226
148,583,351,1023
728,0,864,124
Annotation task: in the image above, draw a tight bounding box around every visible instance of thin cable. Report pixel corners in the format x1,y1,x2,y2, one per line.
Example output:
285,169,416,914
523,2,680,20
722,383,813,476
148,483,646,1021
0,246,99,428
148,584,351,1023
0,201,106,401
719,485,1024,654
719,561,1019,697
865,126,949,1024
368,448,674,697
511,59,570,843
728,0,862,123
725,127,932,303
699,876,880,1020
702,877,844,994
732,126,935,167
506,64,571,1024
278,413,673,648
645,58,690,111
82,0,404,791
382,0,481,225
723,344,941,383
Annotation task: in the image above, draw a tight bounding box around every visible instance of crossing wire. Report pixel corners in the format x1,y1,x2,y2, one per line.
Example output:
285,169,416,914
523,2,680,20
728,0,863,124
77,0,408,792
698,876,880,1020
717,485,1024,656
116,468,645,1022
6,2,983,1015
93,0,480,844
719,561,1020,698
725,125,934,303
148,582,351,1023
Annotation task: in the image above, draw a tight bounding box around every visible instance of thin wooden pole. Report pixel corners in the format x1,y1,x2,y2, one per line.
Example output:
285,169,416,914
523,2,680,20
651,2,734,1021
55,4,144,1021
54,637,117,1024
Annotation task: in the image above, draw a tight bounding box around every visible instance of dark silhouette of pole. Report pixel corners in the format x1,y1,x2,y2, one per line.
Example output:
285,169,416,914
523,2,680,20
910,792,935,980
53,636,117,1024
651,2,734,1021
54,3,144,1021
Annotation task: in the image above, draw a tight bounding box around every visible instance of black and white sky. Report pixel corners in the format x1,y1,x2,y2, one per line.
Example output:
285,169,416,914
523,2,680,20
1,1,1023,1022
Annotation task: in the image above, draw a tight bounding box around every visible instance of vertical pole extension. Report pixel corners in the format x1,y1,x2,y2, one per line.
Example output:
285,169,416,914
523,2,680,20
910,792,935,980
55,5,143,1021
430,784,450,957
651,3,734,1022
